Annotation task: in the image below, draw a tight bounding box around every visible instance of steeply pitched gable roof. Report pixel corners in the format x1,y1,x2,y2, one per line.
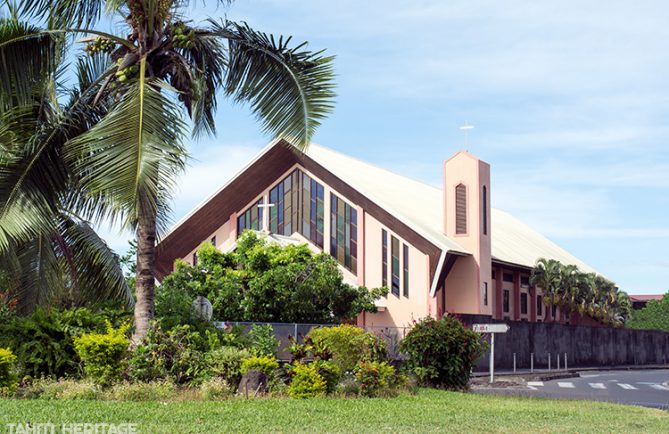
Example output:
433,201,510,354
303,143,598,273
157,139,598,279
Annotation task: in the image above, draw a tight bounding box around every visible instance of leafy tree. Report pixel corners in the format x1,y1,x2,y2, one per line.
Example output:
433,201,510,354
530,258,631,326
158,231,386,324
0,1,335,341
626,292,669,332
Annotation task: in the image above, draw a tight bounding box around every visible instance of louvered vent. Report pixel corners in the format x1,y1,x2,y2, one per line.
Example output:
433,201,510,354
455,184,467,234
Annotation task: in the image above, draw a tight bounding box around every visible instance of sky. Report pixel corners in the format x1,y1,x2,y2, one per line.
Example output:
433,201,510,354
90,0,668,294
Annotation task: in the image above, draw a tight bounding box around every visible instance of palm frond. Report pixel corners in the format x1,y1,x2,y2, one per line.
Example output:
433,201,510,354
13,234,64,313
66,58,188,231
0,19,58,111
172,27,226,138
20,0,105,28
212,20,336,149
58,215,133,306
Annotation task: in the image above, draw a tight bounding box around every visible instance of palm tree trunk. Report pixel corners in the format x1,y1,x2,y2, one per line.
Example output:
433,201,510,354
132,208,157,344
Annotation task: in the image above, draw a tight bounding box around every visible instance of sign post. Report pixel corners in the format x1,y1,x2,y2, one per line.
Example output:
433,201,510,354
473,323,510,383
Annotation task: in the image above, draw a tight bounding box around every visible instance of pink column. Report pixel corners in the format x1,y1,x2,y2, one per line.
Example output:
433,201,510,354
530,286,537,322
513,271,521,321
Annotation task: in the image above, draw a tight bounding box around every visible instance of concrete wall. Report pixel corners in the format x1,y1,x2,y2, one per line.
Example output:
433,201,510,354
458,314,669,370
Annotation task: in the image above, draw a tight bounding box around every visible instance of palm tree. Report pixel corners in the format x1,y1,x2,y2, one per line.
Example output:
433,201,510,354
0,19,132,311
530,258,562,322
0,1,335,341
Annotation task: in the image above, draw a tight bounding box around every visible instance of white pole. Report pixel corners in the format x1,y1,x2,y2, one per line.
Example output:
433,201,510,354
513,353,516,373
564,353,568,371
557,353,560,370
531,353,534,373
548,353,551,371
490,333,495,384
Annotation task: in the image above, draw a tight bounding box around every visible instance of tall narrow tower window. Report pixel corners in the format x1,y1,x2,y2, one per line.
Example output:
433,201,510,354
455,184,467,234
482,185,488,236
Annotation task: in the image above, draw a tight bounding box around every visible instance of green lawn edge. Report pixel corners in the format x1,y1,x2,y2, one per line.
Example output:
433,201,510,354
1,388,667,433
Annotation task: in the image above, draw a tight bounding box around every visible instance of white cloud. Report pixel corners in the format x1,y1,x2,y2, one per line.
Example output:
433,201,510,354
170,143,261,218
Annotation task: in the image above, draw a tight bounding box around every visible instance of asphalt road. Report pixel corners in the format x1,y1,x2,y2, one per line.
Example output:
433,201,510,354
481,369,669,409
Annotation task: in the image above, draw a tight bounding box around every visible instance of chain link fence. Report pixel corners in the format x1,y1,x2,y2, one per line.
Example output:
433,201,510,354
214,321,409,361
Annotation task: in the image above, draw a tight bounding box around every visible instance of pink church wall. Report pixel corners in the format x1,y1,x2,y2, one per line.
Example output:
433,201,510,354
363,213,430,328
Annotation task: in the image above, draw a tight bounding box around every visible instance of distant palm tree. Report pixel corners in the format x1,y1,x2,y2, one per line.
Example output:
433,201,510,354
530,258,562,322
0,0,335,341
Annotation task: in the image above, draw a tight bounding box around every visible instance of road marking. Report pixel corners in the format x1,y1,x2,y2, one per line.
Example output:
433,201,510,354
617,383,637,390
557,382,575,388
589,383,606,389
650,384,669,391
527,381,544,387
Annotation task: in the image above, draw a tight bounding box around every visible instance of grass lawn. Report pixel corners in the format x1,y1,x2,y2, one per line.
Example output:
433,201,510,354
1,388,667,433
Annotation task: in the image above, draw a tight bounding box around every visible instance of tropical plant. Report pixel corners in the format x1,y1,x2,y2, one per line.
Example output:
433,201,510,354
73,322,130,385
0,347,18,394
627,292,669,332
530,258,562,320
0,307,122,378
530,258,631,326
307,324,388,372
247,324,279,358
0,16,134,312
287,362,326,399
125,324,208,384
399,316,485,390
0,1,335,342
160,233,386,324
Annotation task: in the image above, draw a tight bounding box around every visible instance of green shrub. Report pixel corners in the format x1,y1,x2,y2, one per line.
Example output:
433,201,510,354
0,348,18,396
240,356,279,376
199,377,234,400
107,381,177,401
399,316,485,389
247,324,279,357
354,360,396,397
204,346,251,388
0,307,129,379
287,363,326,398
125,324,207,384
0,348,18,386
160,232,386,323
314,360,341,394
307,325,387,372
74,322,130,385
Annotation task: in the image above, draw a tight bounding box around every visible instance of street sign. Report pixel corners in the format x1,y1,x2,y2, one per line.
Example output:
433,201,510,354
473,323,510,334
472,323,510,383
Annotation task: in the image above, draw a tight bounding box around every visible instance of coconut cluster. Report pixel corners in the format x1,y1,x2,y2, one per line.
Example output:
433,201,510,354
172,24,195,49
85,37,115,55
114,59,139,83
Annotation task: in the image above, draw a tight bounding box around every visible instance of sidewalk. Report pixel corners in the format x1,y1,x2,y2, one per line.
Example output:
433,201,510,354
473,363,669,378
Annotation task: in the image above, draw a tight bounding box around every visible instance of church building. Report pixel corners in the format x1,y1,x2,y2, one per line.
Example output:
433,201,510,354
155,139,601,328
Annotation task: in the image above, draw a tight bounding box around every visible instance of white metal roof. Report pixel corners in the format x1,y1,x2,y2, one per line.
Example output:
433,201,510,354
303,143,599,274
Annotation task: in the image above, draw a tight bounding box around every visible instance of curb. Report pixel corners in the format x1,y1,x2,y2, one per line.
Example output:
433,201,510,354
472,364,669,379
